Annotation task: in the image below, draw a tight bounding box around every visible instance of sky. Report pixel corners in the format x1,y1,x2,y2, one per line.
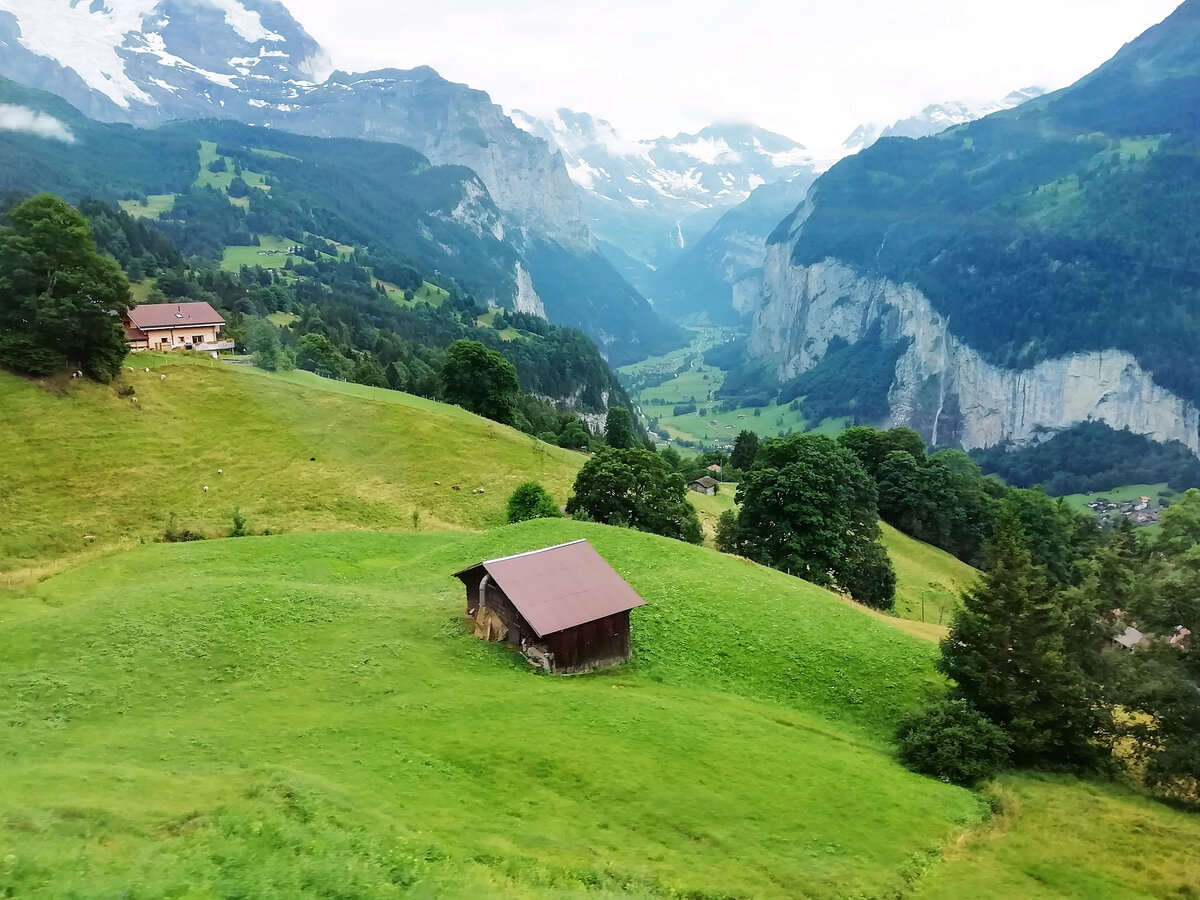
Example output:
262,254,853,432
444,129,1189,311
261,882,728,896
281,0,1184,148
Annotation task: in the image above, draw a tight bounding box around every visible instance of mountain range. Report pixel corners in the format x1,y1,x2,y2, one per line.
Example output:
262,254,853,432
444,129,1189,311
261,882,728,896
0,0,677,364
748,0,1200,459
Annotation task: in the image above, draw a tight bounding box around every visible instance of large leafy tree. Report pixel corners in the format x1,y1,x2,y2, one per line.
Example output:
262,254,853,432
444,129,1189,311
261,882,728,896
938,512,1105,768
0,193,132,380
734,434,895,609
440,339,520,426
566,448,702,544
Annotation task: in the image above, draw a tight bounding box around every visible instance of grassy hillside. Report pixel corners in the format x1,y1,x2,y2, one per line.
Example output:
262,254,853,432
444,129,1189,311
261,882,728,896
881,524,978,629
0,358,581,584
910,775,1200,899
1,521,978,898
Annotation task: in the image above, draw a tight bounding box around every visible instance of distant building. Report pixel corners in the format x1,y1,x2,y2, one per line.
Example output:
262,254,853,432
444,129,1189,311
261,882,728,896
689,476,719,496
124,302,232,352
1113,626,1148,651
707,464,723,474
453,540,646,674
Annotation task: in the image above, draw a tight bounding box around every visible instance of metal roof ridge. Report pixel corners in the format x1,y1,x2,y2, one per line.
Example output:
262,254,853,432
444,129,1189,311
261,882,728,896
481,539,588,567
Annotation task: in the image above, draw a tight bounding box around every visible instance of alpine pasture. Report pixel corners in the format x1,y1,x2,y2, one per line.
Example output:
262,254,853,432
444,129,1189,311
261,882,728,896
2,358,1198,898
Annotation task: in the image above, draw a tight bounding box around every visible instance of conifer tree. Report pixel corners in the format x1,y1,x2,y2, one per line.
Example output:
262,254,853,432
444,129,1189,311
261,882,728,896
938,512,1104,767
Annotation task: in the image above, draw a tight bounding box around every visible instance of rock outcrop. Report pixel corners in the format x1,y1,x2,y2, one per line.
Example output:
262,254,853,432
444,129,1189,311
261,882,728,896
752,250,1200,454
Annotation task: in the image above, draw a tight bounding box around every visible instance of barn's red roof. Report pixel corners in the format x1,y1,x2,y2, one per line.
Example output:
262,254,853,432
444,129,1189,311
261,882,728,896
453,540,646,637
126,302,224,330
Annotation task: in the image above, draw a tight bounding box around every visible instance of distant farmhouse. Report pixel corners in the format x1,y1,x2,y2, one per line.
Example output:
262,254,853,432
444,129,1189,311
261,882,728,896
689,476,719,496
124,302,232,353
453,540,646,674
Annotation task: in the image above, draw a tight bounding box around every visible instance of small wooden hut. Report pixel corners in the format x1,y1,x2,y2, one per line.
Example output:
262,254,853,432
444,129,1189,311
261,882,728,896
688,475,719,496
453,540,646,674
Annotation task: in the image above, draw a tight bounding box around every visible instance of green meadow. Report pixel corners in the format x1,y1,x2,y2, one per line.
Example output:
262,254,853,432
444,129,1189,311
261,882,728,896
0,521,979,899
3,359,1198,898
0,361,581,584
118,194,176,219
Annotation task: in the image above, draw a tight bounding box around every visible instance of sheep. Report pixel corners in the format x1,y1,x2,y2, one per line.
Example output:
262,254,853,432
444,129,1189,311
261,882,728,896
81,535,96,543
130,397,138,404
451,485,461,492
217,469,223,475
144,368,150,373
203,485,209,493
160,374,166,381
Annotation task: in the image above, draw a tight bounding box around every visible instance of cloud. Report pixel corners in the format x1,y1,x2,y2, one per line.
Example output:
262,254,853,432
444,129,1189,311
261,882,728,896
0,105,76,143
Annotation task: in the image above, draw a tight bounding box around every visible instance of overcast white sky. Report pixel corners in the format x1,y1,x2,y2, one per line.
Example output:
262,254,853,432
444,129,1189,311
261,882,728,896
282,0,1183,147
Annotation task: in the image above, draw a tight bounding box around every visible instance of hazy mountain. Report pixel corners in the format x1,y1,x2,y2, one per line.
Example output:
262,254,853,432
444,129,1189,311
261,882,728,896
510,109,821,290
749,1,1200,459
839,88,1045,153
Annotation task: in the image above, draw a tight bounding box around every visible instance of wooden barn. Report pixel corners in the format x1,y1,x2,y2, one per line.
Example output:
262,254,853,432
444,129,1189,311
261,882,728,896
453,540,646,674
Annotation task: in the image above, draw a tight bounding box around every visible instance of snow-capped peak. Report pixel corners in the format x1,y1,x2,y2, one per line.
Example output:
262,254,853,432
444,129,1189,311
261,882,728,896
0,0,320,112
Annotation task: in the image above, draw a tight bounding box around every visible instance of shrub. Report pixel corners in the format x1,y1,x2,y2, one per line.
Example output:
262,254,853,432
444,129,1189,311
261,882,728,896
230,508,248,538
506,482,562,524
164,512,206,543
895,699,1011,786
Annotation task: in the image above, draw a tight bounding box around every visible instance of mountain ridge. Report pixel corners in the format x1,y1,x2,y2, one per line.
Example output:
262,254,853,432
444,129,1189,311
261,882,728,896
749,0,1200,456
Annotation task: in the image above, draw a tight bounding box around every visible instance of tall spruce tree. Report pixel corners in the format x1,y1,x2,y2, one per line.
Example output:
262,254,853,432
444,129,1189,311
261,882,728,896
938,512,1104,767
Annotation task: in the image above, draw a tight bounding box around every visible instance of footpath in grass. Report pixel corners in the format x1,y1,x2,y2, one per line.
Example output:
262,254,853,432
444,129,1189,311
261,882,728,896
0,521,980,899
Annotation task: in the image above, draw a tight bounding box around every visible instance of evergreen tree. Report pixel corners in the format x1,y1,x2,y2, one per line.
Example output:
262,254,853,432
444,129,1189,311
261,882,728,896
729,430,760,471
604,406,637,449
938,512,1105,767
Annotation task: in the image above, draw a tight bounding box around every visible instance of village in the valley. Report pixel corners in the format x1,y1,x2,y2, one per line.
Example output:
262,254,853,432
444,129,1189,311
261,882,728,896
1086,494,1165,528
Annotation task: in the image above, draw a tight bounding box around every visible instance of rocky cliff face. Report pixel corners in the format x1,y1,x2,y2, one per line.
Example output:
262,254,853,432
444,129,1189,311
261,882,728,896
752,250,1200,454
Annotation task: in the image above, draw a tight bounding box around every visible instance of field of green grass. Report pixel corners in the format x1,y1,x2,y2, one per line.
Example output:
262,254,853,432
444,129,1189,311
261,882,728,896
196,140,270,209
881,524,977,629
4,354,1198,898
220,234,302,272
0,360,581,584
620,330,848,449
0,520,980,898
1060,483,1175,515
386,280,450,308
118,194,176,219
910,774,1200,899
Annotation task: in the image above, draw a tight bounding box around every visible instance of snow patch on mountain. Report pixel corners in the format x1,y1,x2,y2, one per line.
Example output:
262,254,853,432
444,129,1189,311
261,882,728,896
203,0,284,44
0,0,157,107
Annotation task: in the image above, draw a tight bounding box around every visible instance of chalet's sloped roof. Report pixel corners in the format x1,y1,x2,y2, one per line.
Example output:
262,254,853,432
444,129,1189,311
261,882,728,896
453,540,646,637
127,302,224,330
1114,626,1147,649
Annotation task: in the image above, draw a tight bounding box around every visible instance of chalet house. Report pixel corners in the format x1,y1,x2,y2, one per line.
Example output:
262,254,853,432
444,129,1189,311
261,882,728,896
689,475,719,496
124,302,232,353
707,464,723,474
453,540,646,674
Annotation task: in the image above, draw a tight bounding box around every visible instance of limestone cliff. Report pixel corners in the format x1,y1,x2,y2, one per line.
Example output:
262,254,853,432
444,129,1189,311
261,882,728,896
752,250,1200,455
